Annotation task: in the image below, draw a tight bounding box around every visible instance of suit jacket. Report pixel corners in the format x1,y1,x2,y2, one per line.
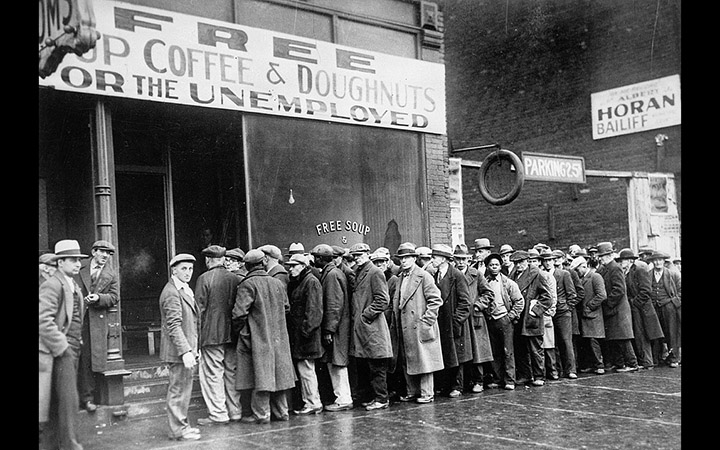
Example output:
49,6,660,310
159,279,199,363
195,265,240,347
627,261,664,341
598,260,634,340
319,262,351,366
349,261,393,359
435,265,473,366
513,265,553,336
76,260,119,371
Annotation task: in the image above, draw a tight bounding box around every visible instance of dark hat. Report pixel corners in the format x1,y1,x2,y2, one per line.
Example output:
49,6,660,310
226,248,245,261
349,243,371,254
243,249,266,264
53,239,89,260
484,253,503,266
169,253,196,267
595,242,614,257
615,248,638,260
285,253,309,266
539,249,556,260
202,245,226,258
259,244,282,260
39,253,57,266
331,245,346,257
647,250,670,261
526,248,540,260
472,238,493,250
431,244,453,259
91,240,116,253
638,245,654,255
499,244,514,255
311,244,334,257
453,244,472,258
672,257,681,263
395,242,418,258
510,250,529,262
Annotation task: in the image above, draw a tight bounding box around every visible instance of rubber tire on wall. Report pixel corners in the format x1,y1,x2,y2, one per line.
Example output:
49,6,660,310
478,149,525,206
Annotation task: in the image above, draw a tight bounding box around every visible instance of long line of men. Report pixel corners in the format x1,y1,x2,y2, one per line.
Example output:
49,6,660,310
165,237,680,441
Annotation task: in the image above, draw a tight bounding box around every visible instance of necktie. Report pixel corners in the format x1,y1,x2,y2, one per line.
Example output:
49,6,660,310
91,265,102,282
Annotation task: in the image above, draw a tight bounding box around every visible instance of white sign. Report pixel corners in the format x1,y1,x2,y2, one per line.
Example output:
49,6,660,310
448,157,464,247
591,75,680,140
38,0,447,134
522,152,586,184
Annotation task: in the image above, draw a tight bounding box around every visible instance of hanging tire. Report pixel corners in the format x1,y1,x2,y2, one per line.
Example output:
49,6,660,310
478,149,525,206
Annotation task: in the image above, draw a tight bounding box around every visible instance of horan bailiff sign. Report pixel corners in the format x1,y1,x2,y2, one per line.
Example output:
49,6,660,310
522,152,586,184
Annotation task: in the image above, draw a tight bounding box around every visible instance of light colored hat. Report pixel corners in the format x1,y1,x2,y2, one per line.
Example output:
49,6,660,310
39,253,57,266
52,240,88,260
169,253,195,267
371,247,392,261
285,253,309,266
287,242,305,256
569,256,587,270
568,244,581,255
244,249,266,264
499,244,514,255
527,248,540,259
395,242,418,257
472,238,493,250
415,246,432,258
539,249,556,260
552,250,566,259
534,242,550,251
349,243,371,254
259,244,282,260
311,244,334,257
430,244,453,259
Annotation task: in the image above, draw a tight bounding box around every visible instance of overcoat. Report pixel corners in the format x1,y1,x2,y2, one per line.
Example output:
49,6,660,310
569,268,584,335
287,267,324,360
319,262,350,366
159,279,199,364
232,268,296,392
349,261,393,359
626,261,664,341
598,260,634,340
579,270,606,338
553,268,578,315
268,263,290,289
194,265,240,347
463,267,494,364
435,265,473,367
384,271,399,369
76,261,119,371
391,264,445,375
513,265,553,337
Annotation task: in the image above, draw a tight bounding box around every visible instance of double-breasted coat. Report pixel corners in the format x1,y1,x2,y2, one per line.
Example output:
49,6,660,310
194,265,240,347
319,262,351,366
76,261,119,371
435,265,473,367
463,266,494,364
597,260,634,340
232,268,296,392
287,267,324,360
391,264,445,375
349,261,393,359
513,266,553,337
626,261,664,341
159,279,199,364
579,269,606,338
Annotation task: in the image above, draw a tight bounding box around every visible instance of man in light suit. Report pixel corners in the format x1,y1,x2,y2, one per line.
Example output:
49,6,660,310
159,253,201,441
39,239,90,450
75,240,119,413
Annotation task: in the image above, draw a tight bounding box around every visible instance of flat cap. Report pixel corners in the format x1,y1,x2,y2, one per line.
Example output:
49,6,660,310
349,243,371,254
39,253,57,266
371,247,392,261
169,253,196,267
331,245,346,257
285,253,309,266
92,240,116,253
202,245,226,258
259,244,282,260
510,250,529,262
311,244,334,257
552,250,566,259
244,249,266,264
226,248,245,260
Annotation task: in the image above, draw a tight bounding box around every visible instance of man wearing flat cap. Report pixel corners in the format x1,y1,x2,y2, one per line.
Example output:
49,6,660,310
646,250,681,368
569,256,607,374
75,239,119,413
224,248,248,280
39,253,57,286
194,245,244,426
39,239,89,450
159,253,201,441
259,244,289,289
232,249,296,423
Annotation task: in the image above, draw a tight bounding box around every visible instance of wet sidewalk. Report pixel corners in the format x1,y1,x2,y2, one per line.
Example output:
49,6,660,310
78,366,681,449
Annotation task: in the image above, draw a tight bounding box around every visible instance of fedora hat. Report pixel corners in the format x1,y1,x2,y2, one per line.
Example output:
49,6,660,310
647,250,670,261
472,238,493,250
431,244,453,259
499,244,514,255
53,239,89,260
415,246,432,258
539,248,556,259
202,245,226,258
285,253,309,266
453,244,471,258
533,242,550,252
91,240,116,253
614,248,638,260
552,250,566,259
510,250,529,262
568,244,581,255
526,248,540,259
484,252,503,266
595,242,614,257
569,256,587,270
395,242,418,258
169,253,195,267
370,248,391,262
287,242,305,256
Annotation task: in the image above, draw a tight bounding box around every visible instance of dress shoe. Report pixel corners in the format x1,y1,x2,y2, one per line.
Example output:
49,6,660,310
399,394,419,402
471,383,484,393
515,378,531,385
240,416,257,423
170,430,201,441
415,395,434,403
272,414,290,421
567,373,577,379
229,414,242,422
668,362,679,368
365,400,390,411
594,368,605,375
531,379,545,386
448,389,462,398
324,402,354,412
255,417,270,424
486,382,500,389
197,417,229,426
503,384,515,390
84,401,97,413
615,366,639,373
579,368,594,374
549,374,560,381
294,405,323,415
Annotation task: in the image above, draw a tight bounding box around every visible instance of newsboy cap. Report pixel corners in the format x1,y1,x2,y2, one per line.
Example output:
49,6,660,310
569,256,587,270
510,250,529,262
226,248,245,260
349,243,371,254
370,248,391,262
259,244,282,260
285,253,309,266
484,253,503,266
331,245,346,257
91,240,116,253
169,253,195,267
243,249,266,264
39,253,57,266
202,245,226,258
311,244,334,257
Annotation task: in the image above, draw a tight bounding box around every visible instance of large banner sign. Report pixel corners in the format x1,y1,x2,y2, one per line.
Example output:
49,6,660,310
38,0,447,134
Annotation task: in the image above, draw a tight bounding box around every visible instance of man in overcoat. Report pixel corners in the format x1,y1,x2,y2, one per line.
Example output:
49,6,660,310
543,249,579,379
159,253,201,441
616,248,664,370
570,256,607,374
647,250,681,367
39,240,89,450
392,242,444,403
596,242,639,372
39,252,57,286
348,242,394,411
259,244,289,288
194,245,242,425
430,244,473,397
232,249,296,423
75,240,119,413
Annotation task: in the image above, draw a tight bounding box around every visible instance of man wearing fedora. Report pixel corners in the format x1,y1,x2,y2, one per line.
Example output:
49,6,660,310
392,242,444,403
646,250,681,368
75,240,119,414
471,238,494,275
159,253,201,441
616,249,664,370
195,245,243,426
431,244,473,397
40,239,90,450
596,242,639,372
499,244,515,276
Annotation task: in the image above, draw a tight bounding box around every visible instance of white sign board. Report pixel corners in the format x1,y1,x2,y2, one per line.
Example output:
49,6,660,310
522,152,586,184
448,157,465,247
38,0,447,134
591,75,680,140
